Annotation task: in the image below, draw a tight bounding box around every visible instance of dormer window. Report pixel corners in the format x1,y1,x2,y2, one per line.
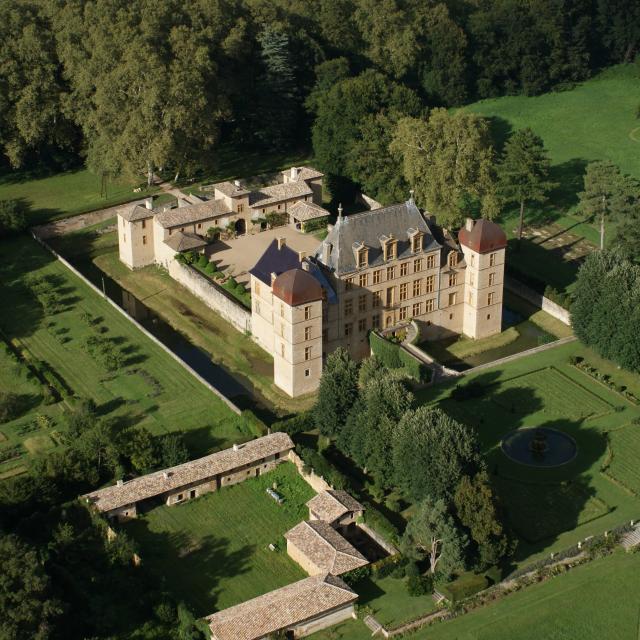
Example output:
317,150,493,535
380,235,397,261
448,251,458,267
353,241,369,269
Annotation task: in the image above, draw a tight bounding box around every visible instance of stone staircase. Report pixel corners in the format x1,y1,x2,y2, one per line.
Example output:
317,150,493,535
432,589,447,605
621,525,640,551
364,615,384,636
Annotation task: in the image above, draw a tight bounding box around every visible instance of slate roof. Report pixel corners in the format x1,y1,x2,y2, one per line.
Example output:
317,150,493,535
285,520,368,575
249,239,304,285
249,181,313,208
206,574,357,640
81,433,294,513
155,199,231,229
118,203,154,222
273,268,323,306
289,200,329,222
163,231,208,252
307,490,365,524
315,200,441,276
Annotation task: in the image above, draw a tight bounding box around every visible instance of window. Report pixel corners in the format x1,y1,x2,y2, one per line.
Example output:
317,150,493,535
197,223,202,229
237,203,244,213
214,219,219,226
386,287,395,306
280,324,284,337
123,233,126,242
385,315,393,328
180,227,184,232
488,272,496,286
448,251,458,267
400,282,408,301
358,318,367,333
304,326,311,341
373,270,382,284
399,306,408,320
372,315,381,329
281,304,285,318
141,219,146,229
357,249,368,268
255,300,261,314
413,279,421,297
487,314,491,320
305,346,311,361
470,254,475,267
386,266,395,280
469,272,475,286
255,281,261,295
413,302,422,316
280,343,285,357
426,254,436,269
304,306,311,320
488,292,494,305
372,291,382,308
448,273,457,287
345,277,354,291
425,275,435,293
262,208,266,214
468,292,472,304
414,258,423,272
425,298,435,312
345,298,353,315
489,252,496,267
359,294,367,312
344,323,353,337
142,235,147,245
448,292,457,306
305,369,311,377
411,233,423,253
177,493,183,501
359,273,368,287
384,240,397,261
277,204,281,210
449,312,454,320
400,262,408,277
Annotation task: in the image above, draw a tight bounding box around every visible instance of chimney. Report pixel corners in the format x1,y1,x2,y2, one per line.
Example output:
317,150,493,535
234,179,241,188
233,443,240,452
277,237,286,250
271,272,277,285
290,167,299,181
145,197,153,210
301,260,310,272
298,250,306,262
465,218,474,232
409,189,415,205
117,479,124,487
163,472,169,481
322,241,332,264
337,203,343,220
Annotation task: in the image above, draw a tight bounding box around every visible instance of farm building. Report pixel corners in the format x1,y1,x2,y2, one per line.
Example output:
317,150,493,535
307,490,365,527
81,432,294,521
206,573,358,640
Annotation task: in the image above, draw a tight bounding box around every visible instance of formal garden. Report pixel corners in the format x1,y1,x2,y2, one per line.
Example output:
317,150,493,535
124,462,315,616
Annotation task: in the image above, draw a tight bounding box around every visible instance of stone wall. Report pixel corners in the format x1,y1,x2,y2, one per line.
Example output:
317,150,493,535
505,276,571,326
168,260,252,334
288,450,332,494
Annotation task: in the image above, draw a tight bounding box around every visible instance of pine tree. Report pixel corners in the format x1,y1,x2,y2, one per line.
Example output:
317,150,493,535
498,128,555,243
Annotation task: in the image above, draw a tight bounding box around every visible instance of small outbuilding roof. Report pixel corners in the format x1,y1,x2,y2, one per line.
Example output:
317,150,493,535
118,203,154,222
285,520,368,575
307,490,365,524
272,268,323,307
282,166,325,182
458,218,507,254
163,231,208,252
155,199,231,229
249,181,313,208
82,433,294,513
211,180,251,197
206,573,357,640
289,200,329,222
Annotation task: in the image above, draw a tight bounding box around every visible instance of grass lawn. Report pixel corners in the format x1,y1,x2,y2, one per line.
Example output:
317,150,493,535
416,340,640,565
464,64,640,293
0,235,253,473
412,550,640,640
49,219,314,416
124,462,315,616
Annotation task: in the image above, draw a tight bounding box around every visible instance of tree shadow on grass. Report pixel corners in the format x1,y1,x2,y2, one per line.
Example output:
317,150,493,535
486,116,514,153
549,158,589,211
179,426,225,458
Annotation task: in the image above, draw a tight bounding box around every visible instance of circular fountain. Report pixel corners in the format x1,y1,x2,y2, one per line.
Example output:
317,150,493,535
501,427,577,468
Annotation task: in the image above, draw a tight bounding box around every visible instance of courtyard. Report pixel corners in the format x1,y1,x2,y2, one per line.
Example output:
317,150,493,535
124,462,316,615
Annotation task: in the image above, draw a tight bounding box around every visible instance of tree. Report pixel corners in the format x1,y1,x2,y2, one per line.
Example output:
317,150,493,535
314,348,359,437
578,160,639,250
128,428,157,474
158,433,190,468
403,497,468,577
0,534,61,639
454,471,511,569
393,406,483,502
391,110,499,228
0,199,28,237
0,392,20,423
498,128,554,243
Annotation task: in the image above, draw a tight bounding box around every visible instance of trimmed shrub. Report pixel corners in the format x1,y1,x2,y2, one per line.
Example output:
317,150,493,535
197,254,208,269
407,574,433,596
295,445,351,490
204,262,216,275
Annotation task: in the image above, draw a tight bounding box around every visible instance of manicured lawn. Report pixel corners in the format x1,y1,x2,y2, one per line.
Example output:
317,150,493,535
604,422,640,496
411,551,640,640
0,235,252,473
124,462,315,616
309,619,373,640
49,220,314,416
416,341,640,564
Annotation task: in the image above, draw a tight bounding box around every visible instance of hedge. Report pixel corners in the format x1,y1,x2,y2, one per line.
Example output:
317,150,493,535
369,332,431,382
295,444,351,490
271,411,314,436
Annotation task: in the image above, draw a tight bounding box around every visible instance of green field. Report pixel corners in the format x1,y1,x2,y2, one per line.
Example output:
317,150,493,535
0,235,252,475
124,462,314,615
605,423,640,496
417,341,640,563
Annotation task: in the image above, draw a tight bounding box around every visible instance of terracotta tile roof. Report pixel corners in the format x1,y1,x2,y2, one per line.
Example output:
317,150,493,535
163,231,208,252
249,181,313,208
206,574,357,640
289,200,329,222
155,199,231,229
81,433,294,513
211,180,251,197
118,203,154,222
285,520,368,575
306,490,365,523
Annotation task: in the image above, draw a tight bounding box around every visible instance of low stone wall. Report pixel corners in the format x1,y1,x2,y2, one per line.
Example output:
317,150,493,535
505,276,571,326
357,522,398,556
168,260,252,334
288,450,332,494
